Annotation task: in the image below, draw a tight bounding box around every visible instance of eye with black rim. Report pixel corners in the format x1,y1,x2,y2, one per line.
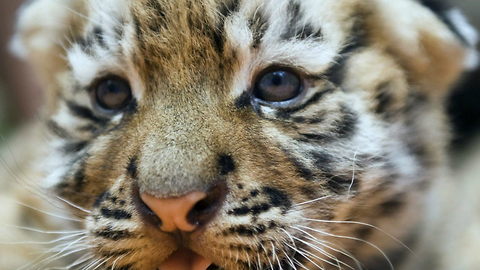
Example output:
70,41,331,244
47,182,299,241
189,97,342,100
253,70,302,102
93,77,133,112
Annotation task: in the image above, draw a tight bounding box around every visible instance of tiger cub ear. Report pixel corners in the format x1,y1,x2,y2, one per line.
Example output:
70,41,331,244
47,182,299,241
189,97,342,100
10,0,86,88
370,0,478,98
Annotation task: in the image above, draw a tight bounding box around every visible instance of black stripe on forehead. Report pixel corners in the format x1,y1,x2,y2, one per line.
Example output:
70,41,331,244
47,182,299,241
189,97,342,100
145,0,166,33
249,6,269,49
212,0,241,53
282,1,322,40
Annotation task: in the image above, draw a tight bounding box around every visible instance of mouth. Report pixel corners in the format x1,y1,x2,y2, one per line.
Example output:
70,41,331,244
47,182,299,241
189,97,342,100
159,247,297,270
159,248,215,270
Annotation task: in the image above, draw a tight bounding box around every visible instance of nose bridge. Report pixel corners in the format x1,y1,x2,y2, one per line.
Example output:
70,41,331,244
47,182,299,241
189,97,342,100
136,93,227,198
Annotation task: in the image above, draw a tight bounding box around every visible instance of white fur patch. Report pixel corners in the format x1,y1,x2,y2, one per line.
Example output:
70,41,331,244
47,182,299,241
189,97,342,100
445,8,479,70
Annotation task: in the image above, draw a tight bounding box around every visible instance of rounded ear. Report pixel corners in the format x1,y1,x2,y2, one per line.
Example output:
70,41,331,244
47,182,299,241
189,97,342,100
10,0,86,90
369,0,478,99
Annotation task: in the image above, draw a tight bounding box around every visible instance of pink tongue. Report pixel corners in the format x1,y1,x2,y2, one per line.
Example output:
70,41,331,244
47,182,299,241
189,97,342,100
160,248,212,270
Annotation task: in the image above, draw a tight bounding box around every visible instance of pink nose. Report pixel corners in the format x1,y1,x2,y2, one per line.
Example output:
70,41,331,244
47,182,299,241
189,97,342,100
140,191,207,232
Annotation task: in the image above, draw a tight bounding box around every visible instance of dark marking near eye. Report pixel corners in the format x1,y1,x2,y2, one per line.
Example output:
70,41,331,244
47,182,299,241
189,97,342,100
101,207,132,220
324,173,358,194
47,120,70,138
323,24,365,86
64,141,89,153
93,192,111,208
250,189,259,197
93,26,106,48
94,229,134,241
262,187,292,210
66,101,108,125
249,7,269,49
276,88,336,118
218,155,235,175
419,0,468,45
237,184,244,189
127,156,138,179
235,92,252,109
380,194,404,215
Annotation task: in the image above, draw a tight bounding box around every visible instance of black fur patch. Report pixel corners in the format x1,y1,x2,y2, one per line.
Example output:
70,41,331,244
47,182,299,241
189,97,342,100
75,36,94,54
101,207,132,220
66,101,108,125
218,155,235,175
323,21,365,86
94,228,134,241
212,0,241,53
375,82,395,115
418,0,469,45
127,156,138,179
336,105,358,139
235,92,253,109
93,26,107,48
262,187,292,210
311,151,334,172
282,1,322,40
249,7,269,49
94,192,111,207
276,88,336,118
74,161,87,190
228,224,268,236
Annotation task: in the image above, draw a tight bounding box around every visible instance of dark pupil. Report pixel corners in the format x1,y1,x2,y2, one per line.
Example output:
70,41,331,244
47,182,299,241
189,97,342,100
97,79,131,110
257,71,300,102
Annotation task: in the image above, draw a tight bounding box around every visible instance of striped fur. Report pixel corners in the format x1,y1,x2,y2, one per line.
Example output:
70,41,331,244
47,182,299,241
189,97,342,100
5,0,477,269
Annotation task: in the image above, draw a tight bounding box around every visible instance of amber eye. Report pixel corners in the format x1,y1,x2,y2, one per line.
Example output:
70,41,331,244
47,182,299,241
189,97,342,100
254,70,302,102
95,77,132,111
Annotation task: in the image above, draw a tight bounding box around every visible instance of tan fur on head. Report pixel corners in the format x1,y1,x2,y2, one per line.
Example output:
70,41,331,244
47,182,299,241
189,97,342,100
368,0,472,99
7,0,478,269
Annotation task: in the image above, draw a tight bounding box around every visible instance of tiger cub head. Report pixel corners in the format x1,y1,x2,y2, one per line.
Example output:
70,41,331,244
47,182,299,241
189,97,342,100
13,0,477,269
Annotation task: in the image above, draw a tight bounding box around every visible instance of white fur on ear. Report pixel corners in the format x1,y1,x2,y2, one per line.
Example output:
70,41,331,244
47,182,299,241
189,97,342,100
445,8,479,70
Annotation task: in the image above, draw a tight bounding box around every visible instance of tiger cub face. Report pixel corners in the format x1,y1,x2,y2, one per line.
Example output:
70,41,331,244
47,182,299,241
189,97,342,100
13,0,477,269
